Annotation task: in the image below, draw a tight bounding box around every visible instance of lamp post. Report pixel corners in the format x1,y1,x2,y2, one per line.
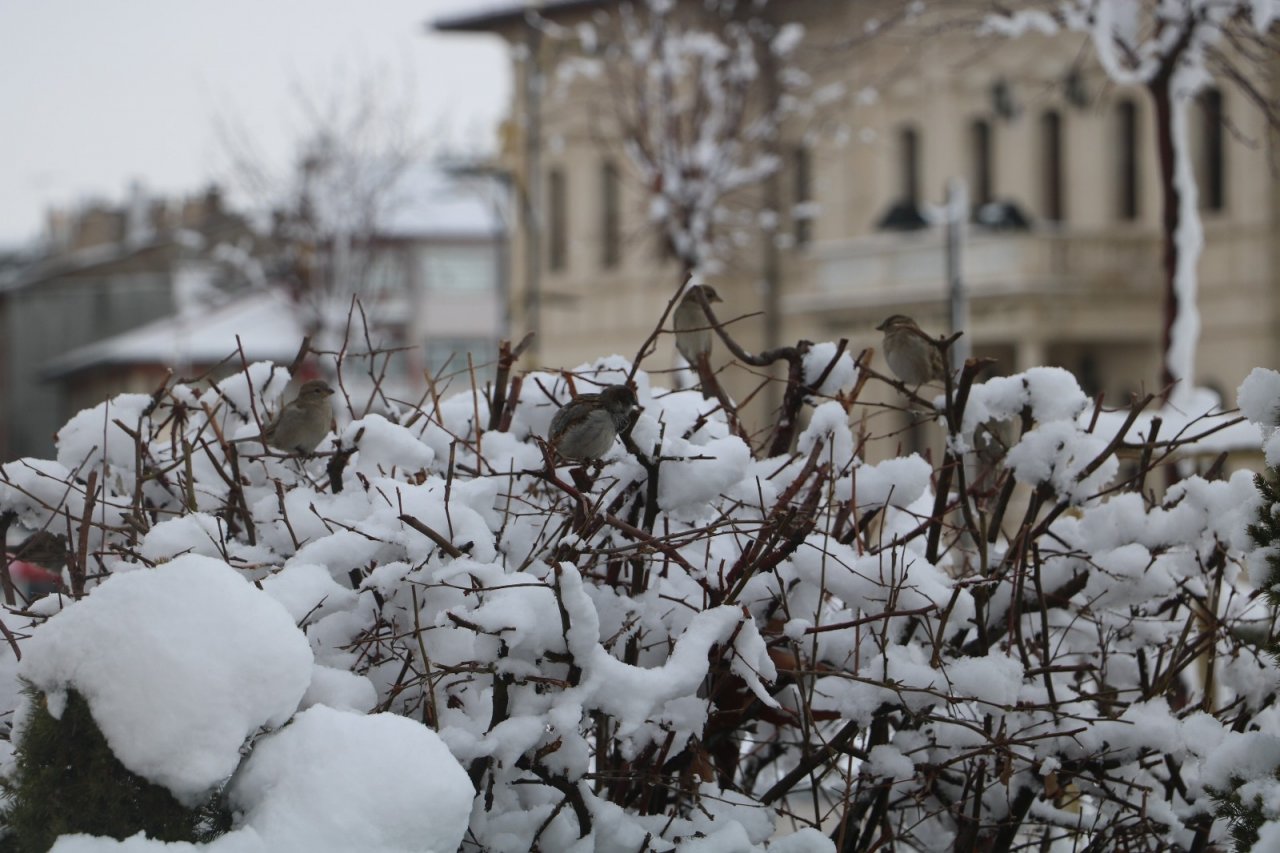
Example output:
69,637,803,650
945,177,969,366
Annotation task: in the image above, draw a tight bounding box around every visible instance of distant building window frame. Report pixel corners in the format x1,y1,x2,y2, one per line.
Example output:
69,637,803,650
548,167,567,272
601,160,621,269
1116,98,1140,221
1040,110,1065,223
792,145,812,247
898,125,921,206
421,245,496,294
424,335,498,382
1198,88,1226,213
969,118,994,207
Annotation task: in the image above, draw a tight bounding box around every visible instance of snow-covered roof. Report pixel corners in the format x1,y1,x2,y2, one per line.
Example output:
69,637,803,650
380,165,505,240
0,236,174,294
433,0,604,33
44,289,304,378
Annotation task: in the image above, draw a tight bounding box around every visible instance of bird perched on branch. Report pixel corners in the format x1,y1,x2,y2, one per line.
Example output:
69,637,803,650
876,314,946,388
674,284,723,366
241,380,335,455
974,418,1011,468
674,284,724,397
547,384,639,462
6,530,67,601
12,530,67,569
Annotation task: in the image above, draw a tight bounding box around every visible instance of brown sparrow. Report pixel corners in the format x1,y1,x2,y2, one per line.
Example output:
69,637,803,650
973,418,1011,467
12,530,68,569
547,384,639,461
876,314,945,387
243,380,335,455
5,530,68,601
673,284,723,366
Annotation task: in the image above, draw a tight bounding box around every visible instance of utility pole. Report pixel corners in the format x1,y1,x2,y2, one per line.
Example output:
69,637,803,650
945,177,969,366
521,11,544,364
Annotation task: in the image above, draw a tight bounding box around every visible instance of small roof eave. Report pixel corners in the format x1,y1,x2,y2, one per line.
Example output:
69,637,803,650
431,0,605,34
43,290,304,380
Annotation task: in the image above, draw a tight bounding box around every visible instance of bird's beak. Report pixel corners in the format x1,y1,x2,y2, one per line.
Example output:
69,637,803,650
875,319,888,331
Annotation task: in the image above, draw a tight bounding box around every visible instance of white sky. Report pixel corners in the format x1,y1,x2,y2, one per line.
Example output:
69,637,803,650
0,0,512,246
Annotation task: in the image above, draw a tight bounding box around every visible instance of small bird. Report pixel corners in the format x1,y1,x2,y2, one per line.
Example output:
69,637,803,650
673,284,723,366
6,531,68,602
876,314,946,387
973,418,1011,467
244,379,335,455
12,530,67,569
547,384,639,461
6,558,64,602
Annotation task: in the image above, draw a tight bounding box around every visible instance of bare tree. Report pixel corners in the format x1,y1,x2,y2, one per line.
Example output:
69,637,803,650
217,64,425,353
550,2,873,283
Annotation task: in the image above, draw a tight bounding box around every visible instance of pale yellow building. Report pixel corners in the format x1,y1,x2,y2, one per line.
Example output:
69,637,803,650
439,1,1280,437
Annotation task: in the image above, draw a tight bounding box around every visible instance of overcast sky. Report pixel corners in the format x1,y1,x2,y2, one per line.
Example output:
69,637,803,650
0,0,511,246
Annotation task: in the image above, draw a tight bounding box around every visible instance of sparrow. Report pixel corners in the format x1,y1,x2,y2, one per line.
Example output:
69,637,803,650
6,531,68,601
6,558,64,601
243,380,335,455
876,314,946,387
673,284,723,366
973,418,1011,467
11,530,67,569
547,384,639,461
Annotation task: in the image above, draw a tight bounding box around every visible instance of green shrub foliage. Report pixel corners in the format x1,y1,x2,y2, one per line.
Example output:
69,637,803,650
0,684,229,851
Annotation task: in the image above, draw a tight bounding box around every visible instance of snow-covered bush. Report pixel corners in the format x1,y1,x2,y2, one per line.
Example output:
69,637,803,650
0,316,1275,851
1205,368,1280,849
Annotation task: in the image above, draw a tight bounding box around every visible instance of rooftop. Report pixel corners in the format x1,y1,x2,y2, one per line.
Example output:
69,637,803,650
379,165,505,239
45,289,304,378
432,0,604,33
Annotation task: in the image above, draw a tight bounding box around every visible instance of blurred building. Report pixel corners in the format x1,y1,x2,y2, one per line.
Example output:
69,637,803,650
0,186,260,459
438,2,1280,432
355,165,507,398
0,170,506,461
45,289,307,418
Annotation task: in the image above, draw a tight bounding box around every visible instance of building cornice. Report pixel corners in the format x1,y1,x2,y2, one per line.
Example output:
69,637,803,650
431,0,605,34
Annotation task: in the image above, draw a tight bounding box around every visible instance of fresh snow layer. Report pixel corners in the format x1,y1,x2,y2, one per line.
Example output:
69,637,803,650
20,554,314,804
228,706,474,853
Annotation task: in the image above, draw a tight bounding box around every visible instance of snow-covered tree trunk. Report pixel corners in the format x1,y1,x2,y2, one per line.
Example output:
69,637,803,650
554,0,818,278
984,0,1278,406
1152,61,1206,407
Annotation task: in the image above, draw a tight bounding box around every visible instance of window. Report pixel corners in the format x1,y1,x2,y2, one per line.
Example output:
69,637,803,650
969,119,993,207
424,336,498,381
1196,89,1225,212
898,126,920,205
876,126,928,230
420,246,496,293
366,252,407,295
601,160,621,269
547,167,567,272
1116,99,1140,220
792,145,813,247
1040,110,1064,222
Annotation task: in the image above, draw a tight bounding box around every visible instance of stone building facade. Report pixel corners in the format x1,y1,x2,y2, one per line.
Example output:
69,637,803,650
439,1,1279,439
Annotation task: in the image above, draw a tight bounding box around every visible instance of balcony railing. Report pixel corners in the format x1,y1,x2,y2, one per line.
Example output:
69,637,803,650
797,228,1164,312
